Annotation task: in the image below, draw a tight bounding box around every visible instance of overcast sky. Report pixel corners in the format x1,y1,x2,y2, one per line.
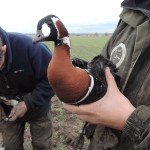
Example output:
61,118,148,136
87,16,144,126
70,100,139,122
0,0,123,33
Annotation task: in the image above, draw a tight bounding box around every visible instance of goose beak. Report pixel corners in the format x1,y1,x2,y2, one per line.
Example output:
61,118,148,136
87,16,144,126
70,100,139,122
32,30,45,44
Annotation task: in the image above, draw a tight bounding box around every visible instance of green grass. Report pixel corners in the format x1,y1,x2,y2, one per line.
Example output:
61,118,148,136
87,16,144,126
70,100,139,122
44,35,109,61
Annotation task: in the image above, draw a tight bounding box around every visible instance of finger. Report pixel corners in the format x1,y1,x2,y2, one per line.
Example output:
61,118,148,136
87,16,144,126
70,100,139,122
76,114,95,124
8,108,16,118
9,114,17,121
62,102,80,113
62,102,93,115
105,67,118,89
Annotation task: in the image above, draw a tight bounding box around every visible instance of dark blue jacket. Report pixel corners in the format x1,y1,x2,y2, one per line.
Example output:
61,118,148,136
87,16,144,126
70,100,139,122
0,27,54,120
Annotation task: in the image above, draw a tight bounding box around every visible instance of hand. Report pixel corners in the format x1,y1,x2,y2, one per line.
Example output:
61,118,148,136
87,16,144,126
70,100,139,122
63,67,135,130
8,101,27,121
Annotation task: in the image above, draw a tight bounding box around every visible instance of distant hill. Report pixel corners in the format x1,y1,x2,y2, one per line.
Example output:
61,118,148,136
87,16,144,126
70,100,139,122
27,33,112,38
67,22,118,34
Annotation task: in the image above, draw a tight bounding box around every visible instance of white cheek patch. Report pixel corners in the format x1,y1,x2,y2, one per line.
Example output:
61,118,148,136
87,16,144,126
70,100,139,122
42,23,50,37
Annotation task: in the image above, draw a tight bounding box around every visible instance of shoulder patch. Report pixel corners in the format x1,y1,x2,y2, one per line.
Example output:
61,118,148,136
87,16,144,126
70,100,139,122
110,43,126,68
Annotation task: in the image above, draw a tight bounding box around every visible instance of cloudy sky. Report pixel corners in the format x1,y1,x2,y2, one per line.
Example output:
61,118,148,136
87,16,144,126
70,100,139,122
0,0,123,33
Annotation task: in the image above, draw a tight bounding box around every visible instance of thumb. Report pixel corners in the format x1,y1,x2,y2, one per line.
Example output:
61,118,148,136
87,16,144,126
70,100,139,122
105,67,118,90
8,107,16,118
8,107,18,121
9,115,17,121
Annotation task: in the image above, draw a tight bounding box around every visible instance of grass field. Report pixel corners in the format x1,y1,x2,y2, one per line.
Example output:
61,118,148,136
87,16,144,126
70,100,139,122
45,35,110,61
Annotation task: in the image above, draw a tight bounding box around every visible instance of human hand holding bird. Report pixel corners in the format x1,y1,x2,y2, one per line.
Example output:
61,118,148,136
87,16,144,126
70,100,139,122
63,67,135,130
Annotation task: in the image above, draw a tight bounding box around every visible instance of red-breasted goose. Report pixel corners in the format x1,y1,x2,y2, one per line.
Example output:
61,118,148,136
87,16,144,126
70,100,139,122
33,15,120,105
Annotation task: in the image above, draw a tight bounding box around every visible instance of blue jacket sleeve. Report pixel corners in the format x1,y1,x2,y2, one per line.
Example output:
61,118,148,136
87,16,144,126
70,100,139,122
23,42,54,110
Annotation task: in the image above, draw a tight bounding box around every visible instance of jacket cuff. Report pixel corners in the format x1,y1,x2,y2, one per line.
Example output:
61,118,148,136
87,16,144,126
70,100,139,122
123,105,150,143
23,93,35,110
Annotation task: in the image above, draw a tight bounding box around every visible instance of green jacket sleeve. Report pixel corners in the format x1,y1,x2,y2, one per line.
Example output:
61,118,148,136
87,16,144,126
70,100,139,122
123,105,150,149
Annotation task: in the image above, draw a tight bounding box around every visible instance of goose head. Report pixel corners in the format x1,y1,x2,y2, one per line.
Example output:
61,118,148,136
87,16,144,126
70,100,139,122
32,15,69,46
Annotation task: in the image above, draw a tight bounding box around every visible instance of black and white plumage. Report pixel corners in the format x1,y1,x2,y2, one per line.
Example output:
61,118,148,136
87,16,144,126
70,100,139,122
33,15,120,105
72,56,120,104
32,15,69,46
